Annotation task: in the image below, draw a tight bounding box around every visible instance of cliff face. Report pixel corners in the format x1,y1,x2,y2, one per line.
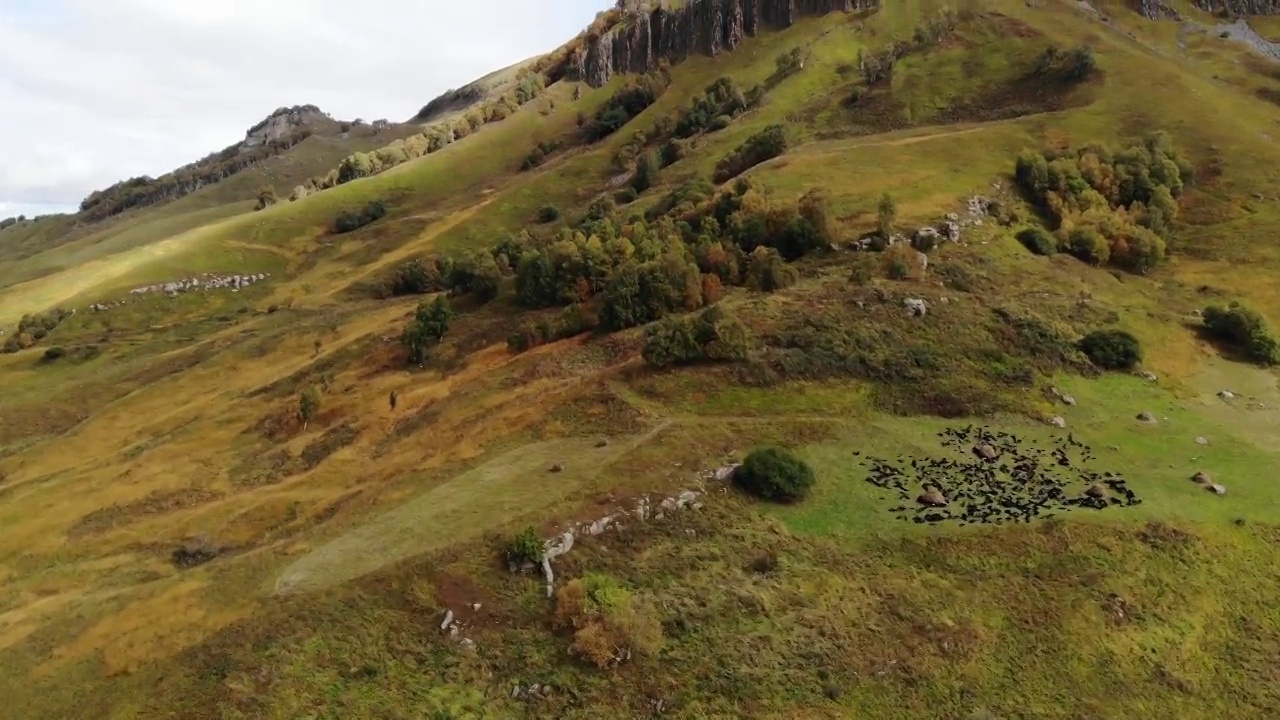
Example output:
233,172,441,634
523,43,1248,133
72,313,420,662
569,0,880,87
243,105,333,148
1193,0,1280,13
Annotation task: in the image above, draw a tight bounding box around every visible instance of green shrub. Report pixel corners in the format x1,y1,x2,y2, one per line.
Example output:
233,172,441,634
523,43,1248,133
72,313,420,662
507,526,544,564
587,73,667,141
1078,329,1142,370
1017,227,1057,256
1203,303,1280,365
714,125,787,183
536,204,561,224
642,305,750,368
733,446,815,503
333,200,387,233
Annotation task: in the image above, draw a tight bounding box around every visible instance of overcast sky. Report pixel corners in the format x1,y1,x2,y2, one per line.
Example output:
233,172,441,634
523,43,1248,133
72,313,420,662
0,0,606,219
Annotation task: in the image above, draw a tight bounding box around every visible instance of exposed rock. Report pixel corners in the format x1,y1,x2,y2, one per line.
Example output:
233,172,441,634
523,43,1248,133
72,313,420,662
1195,0,1280,16
917,489,948,507
1208,483,1227,495
1137,411,1157,424
550,463,564,473
244,105,331,147
973,444,1000,462
1137,0,1182,19
1195,436,1210,446
1085,484,1109,500
440,609,455,631
1141,371,1158,382
1192,471,1213,485
904,298,929,317
1214,19,1280,61
1049,416,1068,429
1218,390,1235,400
569,0,882,87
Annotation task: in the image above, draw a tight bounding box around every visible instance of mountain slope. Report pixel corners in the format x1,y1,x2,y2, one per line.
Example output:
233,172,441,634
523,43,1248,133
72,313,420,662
2,1,1280,718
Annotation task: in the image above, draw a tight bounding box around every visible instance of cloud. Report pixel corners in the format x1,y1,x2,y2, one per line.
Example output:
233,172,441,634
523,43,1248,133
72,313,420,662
0,0,605,217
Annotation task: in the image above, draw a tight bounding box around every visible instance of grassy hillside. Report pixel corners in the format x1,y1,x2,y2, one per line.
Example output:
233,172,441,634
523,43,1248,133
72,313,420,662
3,1,1280,718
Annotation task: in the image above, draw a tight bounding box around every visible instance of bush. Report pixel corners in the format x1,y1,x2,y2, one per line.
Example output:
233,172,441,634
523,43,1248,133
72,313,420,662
1017,227,1057,256
733,446,815,503
1203,302,1280,365
385,259,445,297
554,574,663,668
642,305,750,368
40,346,67,363
536,204,561,224
333,200,387,233
745,247,798,292
713,125,787,183
587,73,667,141
1078,329,1142,370
506,526,544,564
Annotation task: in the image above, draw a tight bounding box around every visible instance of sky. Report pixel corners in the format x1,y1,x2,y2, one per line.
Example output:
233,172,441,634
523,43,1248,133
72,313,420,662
0,0,608,219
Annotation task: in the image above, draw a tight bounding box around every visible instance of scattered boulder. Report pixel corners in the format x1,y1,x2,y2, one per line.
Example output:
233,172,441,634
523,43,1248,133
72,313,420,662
1048,387,1077,406
917,489,948,507
440,609,455,631
1136,411,1156,424
973,444,1000,462
550,463,564,473
1140,371,1158,383
1085,484,1108,500
1192,471,1212,485
1208,483,1227,496
595,439,609,448
1218,390,1235,401
904,298,929,318
1049,416,1067,429
1195,436,1209,446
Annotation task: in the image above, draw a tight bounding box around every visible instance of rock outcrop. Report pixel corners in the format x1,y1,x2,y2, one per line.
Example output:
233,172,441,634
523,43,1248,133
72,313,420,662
1194,0,1280,14
243,105,331,147
1136,0,1181,19
569,0,881,87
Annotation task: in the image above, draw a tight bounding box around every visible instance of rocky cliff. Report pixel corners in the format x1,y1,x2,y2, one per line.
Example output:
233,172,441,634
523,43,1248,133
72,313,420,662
568,0,881,87
1193,0,1280,13
1135,0,1181,19
243,104,333,147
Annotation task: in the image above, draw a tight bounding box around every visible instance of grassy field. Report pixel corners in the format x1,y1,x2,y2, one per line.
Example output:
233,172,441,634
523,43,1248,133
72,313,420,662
2,0,1280,718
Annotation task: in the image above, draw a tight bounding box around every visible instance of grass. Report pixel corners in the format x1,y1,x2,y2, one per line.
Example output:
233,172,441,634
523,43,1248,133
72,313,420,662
3,1,1280,718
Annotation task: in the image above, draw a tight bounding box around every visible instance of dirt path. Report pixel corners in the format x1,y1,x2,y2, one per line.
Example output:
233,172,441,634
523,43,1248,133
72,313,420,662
326,198,494,298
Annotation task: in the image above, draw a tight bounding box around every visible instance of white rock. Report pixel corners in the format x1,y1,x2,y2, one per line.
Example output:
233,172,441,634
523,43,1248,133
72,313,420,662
1049,416,1067,428
440,609,454,631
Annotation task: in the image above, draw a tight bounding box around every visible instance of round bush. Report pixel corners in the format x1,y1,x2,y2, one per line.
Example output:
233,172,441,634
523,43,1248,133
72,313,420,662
1079,329,1142,370
1016,227,1056,256
733,446,815,503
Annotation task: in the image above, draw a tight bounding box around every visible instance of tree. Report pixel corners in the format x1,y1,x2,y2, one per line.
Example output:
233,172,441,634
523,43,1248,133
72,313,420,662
254,185,277,211
402,296,455,365
630,151,661,193
298,386,322,431
877,193,897,237
733,446,815,503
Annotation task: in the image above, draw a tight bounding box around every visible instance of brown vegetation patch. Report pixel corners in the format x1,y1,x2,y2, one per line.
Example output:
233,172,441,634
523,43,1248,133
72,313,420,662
228,448,298,488
69,488,223,538
299,421,360,469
